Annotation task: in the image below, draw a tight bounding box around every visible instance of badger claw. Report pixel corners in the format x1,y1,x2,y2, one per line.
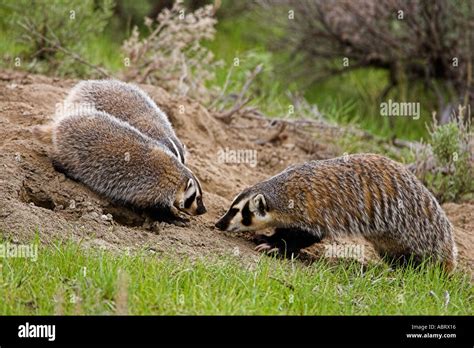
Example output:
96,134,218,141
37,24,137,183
255,243,271,252
255,243,279,254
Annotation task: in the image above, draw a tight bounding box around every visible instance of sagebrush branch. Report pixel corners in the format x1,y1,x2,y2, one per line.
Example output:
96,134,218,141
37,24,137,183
215,64,263,123
18,20,111,78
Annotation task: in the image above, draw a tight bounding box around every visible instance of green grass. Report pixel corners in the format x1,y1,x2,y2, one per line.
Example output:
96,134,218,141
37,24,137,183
304,68,441,141
0,240,472,315
86,34,124,74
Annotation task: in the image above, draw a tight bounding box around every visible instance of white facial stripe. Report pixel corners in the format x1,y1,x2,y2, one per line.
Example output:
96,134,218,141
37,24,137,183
188,170,202,198
232,199,247,211
195,178,202,197
184,181,196,200
186,178,193,190
229,194,241,206
168,137,182,163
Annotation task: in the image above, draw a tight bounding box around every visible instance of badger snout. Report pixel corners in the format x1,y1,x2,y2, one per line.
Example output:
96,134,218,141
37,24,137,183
196,204,207,215
215,215,229,231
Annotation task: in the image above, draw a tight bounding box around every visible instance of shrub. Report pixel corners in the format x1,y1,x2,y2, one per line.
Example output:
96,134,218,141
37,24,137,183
120,0,221,103
211,49,290,115
413,106,473,202
257,0,474,119
9,0,114,76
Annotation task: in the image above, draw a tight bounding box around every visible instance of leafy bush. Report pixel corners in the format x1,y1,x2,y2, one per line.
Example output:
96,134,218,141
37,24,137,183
413,106,473,202
8,0,114,76
431,123,464,167
257,0,474,119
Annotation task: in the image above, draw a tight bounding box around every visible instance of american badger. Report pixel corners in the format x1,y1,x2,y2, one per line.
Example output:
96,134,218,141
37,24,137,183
49,109,206,217
34,80,206,219
61,80,187,164
216,154,457,271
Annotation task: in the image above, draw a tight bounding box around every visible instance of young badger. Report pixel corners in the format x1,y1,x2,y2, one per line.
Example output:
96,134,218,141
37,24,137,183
39,109,206,218
61,79,187,164
215,154,457,271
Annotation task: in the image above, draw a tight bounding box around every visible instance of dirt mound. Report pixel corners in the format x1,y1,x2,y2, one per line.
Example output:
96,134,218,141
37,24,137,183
0,70,472,273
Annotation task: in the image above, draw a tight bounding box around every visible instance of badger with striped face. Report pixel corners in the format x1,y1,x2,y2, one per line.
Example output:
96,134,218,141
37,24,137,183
215,190,273,233
174,174,206,216
215,154,457,272
39,101,207,227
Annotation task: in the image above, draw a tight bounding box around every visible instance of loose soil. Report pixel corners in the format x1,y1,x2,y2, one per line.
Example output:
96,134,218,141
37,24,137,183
0,71,472,274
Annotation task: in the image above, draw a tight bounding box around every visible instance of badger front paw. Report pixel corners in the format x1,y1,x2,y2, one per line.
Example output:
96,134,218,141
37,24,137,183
146,206,190,227
253,233,298,257
254,242,279,254
253,228,321,258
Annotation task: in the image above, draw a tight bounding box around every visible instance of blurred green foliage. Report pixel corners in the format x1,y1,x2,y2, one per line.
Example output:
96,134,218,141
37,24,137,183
1,0,115,76
0,0,469,142
208,2,441,140
425,113,473,202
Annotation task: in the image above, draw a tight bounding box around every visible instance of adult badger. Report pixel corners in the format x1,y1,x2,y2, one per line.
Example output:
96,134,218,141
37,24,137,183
216,154,457,272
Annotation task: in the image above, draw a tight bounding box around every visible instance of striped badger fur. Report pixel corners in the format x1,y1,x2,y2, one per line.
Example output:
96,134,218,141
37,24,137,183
61,79,187,164
216,154,457,272
33,81,206,220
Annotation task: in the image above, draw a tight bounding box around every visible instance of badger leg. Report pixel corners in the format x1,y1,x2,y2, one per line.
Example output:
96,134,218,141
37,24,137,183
377,251,424,269
51,159,75,180
146,206,190,227
368,235,428,270
377,248,456,273
369,232,457,273
159,213,189,227
254,228,322,258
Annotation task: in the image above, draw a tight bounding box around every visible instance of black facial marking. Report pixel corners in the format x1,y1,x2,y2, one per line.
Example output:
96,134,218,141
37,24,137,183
257,199,265,215
215,208,239,230
196,201,206,215
196,195,206,214
231,193,247,208
241,201,252,226
184,191,196,209
195,177,202,195
179,147,186,164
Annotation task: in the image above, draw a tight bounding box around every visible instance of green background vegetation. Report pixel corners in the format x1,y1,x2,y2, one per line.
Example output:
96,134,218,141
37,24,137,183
0,0,462,140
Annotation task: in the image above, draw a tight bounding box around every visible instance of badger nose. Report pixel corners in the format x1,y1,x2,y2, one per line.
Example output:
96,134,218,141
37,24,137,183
196,205,207,215
215,218,226,231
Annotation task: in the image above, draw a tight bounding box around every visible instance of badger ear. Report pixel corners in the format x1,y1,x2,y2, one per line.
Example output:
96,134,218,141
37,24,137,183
249,193,267,214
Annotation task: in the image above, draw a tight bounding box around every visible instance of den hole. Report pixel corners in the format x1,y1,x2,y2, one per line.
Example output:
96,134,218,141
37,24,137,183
19,184,55,210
